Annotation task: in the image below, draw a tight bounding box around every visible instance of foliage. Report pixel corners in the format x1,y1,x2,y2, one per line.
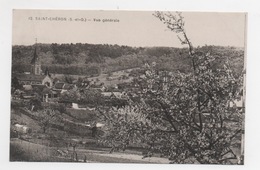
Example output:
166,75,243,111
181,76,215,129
60,89,80,103
37,108,63,133
29,98,43,111
98,12,244,164
97,106,145,151
103,96,128,109
12,43,243,75
11,76,22,94
45,102,67,114
145,47,172,57
51,43,77,65
62,75,76,84
78,89,104,105
60,88,104,106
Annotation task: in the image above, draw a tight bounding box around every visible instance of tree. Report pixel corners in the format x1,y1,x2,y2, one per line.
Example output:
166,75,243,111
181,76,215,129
62,75,75,84
60,89,80,103
98,12,244,164
38,108,62,133
60,88,104,106
29,97,42,111
79,89,104,105
11,76,22,94
145,47,172,58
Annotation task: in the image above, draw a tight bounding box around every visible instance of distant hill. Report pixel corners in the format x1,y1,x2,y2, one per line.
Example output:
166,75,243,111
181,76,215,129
11,43,244,76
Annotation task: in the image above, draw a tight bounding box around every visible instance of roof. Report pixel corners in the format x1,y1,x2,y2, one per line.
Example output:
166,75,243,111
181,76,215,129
63,84,73,90
54,82,73,90
53,77,61,82
54,82,65,89
31,84,48,92
101,92,122,98
23,85,32,91
15,73,45,82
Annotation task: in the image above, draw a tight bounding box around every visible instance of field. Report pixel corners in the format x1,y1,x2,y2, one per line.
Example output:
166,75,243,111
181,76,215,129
10,138,169,163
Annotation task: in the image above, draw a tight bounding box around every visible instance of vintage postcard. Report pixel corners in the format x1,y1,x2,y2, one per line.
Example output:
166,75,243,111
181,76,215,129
10,9,246,164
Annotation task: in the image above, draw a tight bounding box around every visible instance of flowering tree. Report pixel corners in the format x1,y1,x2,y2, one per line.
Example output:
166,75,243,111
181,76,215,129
98,12,244,164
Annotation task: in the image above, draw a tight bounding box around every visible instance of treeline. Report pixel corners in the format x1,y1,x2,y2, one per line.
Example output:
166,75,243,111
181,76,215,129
12,64,100,76
12,43,142,65
12,43,244,75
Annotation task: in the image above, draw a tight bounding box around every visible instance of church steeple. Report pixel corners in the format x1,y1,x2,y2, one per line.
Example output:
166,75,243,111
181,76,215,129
31,39,42,75
31,45,39,64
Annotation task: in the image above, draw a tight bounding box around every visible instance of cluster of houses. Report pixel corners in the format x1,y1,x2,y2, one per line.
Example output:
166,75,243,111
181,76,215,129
12,45,124,103
12,57,74,102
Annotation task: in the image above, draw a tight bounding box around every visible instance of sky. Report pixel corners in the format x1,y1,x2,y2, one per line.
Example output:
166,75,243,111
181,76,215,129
12,10,246,48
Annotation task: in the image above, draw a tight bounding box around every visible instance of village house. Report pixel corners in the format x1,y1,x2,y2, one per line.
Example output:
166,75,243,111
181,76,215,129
53,82,75,93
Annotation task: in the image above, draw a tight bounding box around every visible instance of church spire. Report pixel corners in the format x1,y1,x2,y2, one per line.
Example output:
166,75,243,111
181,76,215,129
30,38,42,75
31,38,39,64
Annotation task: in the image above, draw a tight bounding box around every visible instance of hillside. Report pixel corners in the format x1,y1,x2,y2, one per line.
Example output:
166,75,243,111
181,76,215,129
10,100,169,163
12,43,244,75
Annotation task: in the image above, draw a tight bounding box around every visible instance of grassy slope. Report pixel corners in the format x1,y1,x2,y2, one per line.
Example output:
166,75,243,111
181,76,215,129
10,139,169,163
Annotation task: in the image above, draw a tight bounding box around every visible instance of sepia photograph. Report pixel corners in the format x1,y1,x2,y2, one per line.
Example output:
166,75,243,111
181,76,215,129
10,9,246,165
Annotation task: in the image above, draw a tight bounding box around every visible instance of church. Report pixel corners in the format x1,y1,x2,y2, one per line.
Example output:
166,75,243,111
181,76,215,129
15,43,53,87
